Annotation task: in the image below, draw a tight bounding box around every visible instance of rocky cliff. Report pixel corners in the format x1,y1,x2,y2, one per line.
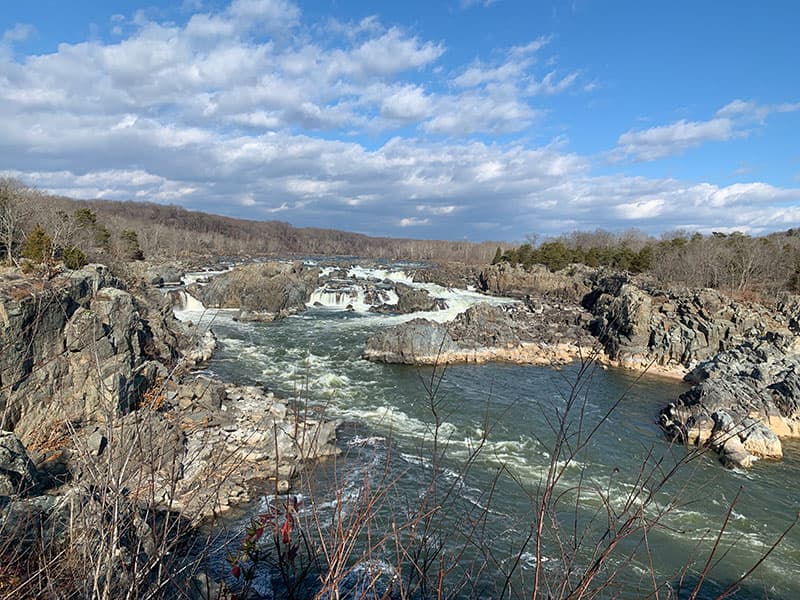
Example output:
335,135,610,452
582,273,788,374
363,300,595,365
0,264,338,562
659,332,800,468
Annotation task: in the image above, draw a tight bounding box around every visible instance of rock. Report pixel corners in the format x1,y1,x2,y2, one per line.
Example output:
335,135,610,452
145,263,185,287
190,261,318,314
364,301,596,366
739,418,782,458
233,309,279,322
86,428,108,457
0,431,38,497
363,319,459,364
394,283,438,313
584,273,788,372
412,263,479,289
658,334,800,467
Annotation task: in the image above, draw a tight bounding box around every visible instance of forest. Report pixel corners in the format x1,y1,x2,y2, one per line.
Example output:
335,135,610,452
494,228,800,300
0,179,499,265
3,177,799,300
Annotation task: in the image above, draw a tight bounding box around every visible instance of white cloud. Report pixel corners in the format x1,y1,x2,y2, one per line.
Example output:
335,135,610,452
527,70,579,95
3,23,36,44
400,217,430,227
614,99,800,162
0,2,797,240
379,85,433,122
614,117,734,162
614,197,665,220
459,0,498,8
227,0,301,31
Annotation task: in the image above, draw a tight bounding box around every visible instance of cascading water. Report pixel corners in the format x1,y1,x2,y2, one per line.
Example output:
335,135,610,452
192,261,800,598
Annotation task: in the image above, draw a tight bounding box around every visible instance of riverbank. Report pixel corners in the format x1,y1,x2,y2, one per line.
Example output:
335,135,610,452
0,263,338,597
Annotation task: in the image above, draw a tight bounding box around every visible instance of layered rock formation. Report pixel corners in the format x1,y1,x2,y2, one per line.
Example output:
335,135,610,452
583,274,787,375
364,301,595,365
659,332,800,468
189,261,319,321
0,264,338,513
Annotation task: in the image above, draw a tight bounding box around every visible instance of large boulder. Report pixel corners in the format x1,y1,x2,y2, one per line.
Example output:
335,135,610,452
363,319,458,364
190,262,318,317
394,283,438,313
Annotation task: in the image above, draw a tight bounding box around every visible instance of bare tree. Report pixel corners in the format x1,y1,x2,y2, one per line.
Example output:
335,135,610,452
0,178,33,264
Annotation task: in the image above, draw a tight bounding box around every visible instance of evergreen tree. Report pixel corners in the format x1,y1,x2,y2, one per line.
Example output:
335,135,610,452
62,246,87,269
120,229,144,260
491,246,503,265
21,224,52,263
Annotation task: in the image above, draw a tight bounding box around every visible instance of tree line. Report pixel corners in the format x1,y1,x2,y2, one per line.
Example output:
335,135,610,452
494,228,800,300
0,179,502,268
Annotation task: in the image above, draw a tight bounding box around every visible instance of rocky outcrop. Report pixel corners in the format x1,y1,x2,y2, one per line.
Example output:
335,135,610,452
583,274,787,374
0,265,179,437
412,263,480,289
394,283,440,313
0,265,337,511
364,301,595,365
478,263,591,302
659,333,800,469
363,319,459,364
190,261,319,319
57,377,339,515
129,261,185,287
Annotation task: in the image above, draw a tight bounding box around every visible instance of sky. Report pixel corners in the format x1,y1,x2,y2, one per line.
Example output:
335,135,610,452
1,0,799,242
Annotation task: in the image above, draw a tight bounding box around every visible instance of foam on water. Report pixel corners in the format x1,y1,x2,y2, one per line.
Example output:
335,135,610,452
346,265,414,283
182,267,232,286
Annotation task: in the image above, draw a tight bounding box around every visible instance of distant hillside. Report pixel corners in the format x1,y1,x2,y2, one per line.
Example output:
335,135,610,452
46,194,501,263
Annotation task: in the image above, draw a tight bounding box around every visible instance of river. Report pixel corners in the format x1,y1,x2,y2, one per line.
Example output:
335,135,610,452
177,264,800,599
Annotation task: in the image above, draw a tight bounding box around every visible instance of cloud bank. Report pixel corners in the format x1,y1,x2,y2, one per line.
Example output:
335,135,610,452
0,0,798,240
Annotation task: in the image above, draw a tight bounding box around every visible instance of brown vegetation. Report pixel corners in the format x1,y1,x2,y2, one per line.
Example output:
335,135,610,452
0,178,500,266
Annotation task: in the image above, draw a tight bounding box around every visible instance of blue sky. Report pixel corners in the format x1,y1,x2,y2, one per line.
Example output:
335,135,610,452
1,0,799,241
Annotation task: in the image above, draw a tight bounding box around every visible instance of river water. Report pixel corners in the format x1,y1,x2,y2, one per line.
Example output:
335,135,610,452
177,265,800,599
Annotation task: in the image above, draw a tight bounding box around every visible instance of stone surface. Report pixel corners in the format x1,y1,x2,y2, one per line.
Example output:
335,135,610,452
0,431,38,496
364,301,595,365
190,261,318,314
659,333,800,468
394,283,439,313
583,273,787,372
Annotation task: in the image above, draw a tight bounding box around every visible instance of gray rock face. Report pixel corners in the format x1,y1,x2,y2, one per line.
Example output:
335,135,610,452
190,261,318,316
364,301,595,365
0,265,207,437
659,333,800,468
0,431,38,496
143,263,185,287
584,274,785,370
394,283,438,313
412,263,479,289
364,319,459,364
